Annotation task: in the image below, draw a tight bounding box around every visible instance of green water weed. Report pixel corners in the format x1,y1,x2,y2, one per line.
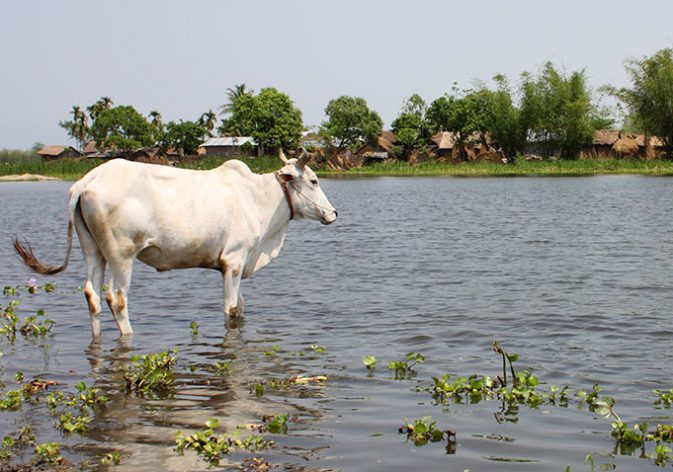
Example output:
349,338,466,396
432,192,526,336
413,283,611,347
101,451,121,465
123,349,177,398
309,344,326,354
388,352,424,379
363,355,378,370
57,411,91,433
2,286,19,297
175,418,272,467
19,309,54,336
654,388,673,408
399,416,456,447
189,321,199,336
0,389,22,410
263,345,281,356
264,413,288,434
34,442,63,465
209,361,232,376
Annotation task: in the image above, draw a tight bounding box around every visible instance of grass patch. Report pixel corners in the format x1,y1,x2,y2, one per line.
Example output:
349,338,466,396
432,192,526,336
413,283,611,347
4,150,673,180
0,157,103,180
334,158,673,177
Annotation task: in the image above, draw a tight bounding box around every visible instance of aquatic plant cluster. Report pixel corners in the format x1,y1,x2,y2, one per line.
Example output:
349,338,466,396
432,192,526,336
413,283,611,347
1,279,673,470
0,281,326,469
366,341,673,468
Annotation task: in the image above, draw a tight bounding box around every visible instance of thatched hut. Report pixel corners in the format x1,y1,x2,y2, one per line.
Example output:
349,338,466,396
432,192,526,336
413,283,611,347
430,131,457,158
580,129,620,160
355,131,396,163
127,147,169,165
37,145,82,161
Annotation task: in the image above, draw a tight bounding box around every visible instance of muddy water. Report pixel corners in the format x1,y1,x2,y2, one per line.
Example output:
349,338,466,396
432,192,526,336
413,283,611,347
1,175,673,471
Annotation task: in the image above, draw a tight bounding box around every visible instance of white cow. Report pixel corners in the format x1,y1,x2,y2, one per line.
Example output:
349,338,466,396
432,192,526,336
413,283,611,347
14,150,337,337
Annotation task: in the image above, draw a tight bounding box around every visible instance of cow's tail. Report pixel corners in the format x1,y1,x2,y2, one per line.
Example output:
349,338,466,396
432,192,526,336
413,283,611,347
14,175,90,275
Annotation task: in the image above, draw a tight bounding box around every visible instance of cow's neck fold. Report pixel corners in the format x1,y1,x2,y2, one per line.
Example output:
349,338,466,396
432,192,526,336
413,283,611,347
256,172,293,237
274,171,294,220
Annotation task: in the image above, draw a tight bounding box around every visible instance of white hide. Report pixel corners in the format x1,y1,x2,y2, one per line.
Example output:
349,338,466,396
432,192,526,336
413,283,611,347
22,156,337,337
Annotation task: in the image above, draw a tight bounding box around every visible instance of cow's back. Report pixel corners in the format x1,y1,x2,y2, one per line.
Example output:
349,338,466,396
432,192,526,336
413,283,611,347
75,159,262,270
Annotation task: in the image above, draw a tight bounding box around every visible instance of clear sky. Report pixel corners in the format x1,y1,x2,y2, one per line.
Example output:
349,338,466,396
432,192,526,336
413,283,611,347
1,0,672,149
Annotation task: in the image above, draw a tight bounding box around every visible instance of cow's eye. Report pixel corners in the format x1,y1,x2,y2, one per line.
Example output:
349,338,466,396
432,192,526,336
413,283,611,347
310,179,318,186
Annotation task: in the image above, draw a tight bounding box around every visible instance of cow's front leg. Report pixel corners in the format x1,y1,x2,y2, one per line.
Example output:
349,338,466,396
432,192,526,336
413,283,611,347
222,261,244,319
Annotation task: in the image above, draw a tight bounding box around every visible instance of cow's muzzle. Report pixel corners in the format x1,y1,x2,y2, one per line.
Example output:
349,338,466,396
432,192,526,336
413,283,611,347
321,210,338,225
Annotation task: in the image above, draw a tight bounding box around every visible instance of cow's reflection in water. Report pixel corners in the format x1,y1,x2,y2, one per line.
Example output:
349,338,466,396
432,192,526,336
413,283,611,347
80,318,325,470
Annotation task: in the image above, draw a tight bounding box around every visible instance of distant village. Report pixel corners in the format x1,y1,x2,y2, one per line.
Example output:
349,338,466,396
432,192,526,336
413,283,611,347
38,128,667,171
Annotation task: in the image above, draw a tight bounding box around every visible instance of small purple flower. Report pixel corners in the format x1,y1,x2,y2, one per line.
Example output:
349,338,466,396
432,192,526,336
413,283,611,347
28,277,38,293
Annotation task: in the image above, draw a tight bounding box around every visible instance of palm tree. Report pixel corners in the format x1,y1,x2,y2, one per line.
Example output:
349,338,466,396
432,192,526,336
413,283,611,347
87,96,114,121
70,106,89,151
220,83,252,116
199,110,217,136
149,110,163,129
75,107,89,150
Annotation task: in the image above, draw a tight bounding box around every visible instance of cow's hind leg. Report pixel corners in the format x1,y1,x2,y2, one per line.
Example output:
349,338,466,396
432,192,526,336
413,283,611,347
105,257,134,336
75,205,106,337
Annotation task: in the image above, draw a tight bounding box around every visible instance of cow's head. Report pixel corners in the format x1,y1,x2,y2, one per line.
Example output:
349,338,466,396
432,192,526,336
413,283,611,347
277,149,338,225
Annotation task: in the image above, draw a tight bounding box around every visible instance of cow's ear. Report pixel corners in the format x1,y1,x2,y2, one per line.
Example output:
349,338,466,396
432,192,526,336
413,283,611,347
278,165,299,182
278,172,294,183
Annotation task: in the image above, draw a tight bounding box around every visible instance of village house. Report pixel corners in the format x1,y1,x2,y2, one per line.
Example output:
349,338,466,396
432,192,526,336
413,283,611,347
199,137,257,157
355,130,396,163
37,145,82,161
580,130,665,160
300,131,323,150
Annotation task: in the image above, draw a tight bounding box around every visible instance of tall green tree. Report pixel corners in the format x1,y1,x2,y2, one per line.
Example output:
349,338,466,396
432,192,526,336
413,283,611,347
219,88,303,152
391,94,430,158
90,105,154,152
426,90,489,160
615,48,673,159
478,75,527,161
160,120,209,156
520,62,607,159
320,96,383,151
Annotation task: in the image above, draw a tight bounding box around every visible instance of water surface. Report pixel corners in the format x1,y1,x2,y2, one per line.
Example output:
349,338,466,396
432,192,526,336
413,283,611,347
1,175,672,471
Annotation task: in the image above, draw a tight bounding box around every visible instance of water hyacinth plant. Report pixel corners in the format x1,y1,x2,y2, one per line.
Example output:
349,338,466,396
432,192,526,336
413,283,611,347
263,413,289,434
363,355,378,370
34,442,64,465
0,302,54,339
123,349,177,398
399,416,456,447
189,321,199,336
175,418,272,467
388,352,424,379
654,388,673,408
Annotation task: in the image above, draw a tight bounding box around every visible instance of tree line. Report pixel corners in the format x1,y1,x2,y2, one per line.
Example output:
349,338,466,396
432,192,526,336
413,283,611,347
60,48,673,160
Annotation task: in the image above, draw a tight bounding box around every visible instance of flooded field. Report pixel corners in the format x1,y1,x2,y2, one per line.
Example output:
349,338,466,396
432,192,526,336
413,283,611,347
1,176,673,471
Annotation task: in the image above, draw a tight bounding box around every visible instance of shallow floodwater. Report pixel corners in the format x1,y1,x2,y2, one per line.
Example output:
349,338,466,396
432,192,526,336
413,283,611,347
1,175,673,471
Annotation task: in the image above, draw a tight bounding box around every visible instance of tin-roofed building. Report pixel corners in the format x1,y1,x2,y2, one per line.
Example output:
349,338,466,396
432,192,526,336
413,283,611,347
199,137,257,157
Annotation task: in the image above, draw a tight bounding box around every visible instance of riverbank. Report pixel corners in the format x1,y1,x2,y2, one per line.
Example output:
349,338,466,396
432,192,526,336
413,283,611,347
3,156,673,181
326,158,673,177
